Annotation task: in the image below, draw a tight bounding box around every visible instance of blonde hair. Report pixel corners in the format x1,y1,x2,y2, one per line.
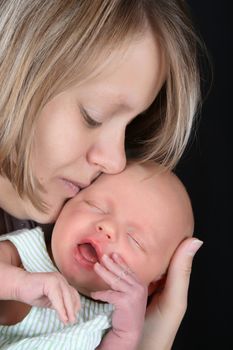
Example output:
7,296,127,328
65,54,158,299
0,0,202,209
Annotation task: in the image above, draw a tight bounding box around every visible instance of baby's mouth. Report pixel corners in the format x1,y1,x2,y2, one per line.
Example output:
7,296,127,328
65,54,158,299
78,243,99,264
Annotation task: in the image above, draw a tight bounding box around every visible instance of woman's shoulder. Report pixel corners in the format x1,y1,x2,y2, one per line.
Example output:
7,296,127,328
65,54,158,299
0,207,36,236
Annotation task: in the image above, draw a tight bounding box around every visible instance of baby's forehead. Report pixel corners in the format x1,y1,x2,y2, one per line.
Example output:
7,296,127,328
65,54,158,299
116,163,167,184
126,162,162,177
94,163,175,202
125,164,173,191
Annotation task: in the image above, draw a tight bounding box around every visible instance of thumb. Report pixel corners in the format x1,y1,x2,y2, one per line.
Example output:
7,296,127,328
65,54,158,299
161,238,203,314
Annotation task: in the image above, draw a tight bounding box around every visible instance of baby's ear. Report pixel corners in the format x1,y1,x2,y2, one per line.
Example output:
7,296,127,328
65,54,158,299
148,274,167,296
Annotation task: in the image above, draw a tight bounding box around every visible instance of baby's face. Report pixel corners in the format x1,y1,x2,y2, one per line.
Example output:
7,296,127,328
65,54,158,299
51,164,193,296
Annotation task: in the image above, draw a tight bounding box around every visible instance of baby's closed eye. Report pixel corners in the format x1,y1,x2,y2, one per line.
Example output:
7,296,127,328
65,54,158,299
84,200,106,214
127,233,143,250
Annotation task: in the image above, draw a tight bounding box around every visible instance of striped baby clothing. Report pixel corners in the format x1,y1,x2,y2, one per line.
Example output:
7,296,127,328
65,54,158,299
0,227,113,349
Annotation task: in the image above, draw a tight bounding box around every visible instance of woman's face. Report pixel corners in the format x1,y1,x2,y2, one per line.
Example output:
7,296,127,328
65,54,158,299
27,30,166,223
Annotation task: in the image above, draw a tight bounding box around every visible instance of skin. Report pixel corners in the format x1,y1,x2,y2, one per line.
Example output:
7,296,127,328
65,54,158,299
0,167,199,349
51,163,194,297
0,26,203,350
0,163,193,335
0,29,165,224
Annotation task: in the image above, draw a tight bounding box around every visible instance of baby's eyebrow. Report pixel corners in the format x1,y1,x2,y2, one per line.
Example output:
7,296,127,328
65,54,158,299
89,195,113,212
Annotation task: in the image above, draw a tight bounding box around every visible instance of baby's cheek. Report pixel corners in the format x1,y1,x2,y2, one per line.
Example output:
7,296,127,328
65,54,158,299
136,259,158,285
128,260,147,282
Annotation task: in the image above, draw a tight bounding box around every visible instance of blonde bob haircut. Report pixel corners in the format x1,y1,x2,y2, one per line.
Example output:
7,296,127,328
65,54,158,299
0,0,201,209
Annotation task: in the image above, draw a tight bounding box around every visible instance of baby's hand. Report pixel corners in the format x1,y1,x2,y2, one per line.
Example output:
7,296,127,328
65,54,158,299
15,271,81,324
91,253,147,342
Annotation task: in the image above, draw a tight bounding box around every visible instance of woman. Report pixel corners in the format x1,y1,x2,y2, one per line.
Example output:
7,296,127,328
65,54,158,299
0,1,203,348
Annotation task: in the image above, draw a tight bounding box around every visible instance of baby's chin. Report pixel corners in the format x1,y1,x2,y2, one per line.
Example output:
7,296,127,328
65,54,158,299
76,285,94,298
71,280,109,298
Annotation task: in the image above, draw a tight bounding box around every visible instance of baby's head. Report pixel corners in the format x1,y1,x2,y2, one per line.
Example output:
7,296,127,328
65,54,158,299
51,162,193,296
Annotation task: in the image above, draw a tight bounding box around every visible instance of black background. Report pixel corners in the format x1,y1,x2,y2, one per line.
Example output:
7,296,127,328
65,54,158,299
174,1,232,349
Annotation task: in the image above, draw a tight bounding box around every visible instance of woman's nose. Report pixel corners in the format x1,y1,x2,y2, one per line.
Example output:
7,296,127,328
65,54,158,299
87,126,127,174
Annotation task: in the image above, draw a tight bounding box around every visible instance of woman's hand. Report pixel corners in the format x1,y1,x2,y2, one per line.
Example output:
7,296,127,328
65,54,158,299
138,237,203,350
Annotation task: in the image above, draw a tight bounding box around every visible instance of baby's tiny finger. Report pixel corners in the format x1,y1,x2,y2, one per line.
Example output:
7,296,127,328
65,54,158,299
111,252,125,264
60,283,77,324
72,288,81,314
49,287,68,324
101,254,135,284
111,253,134,274
94,262,123,290
94,261,132,291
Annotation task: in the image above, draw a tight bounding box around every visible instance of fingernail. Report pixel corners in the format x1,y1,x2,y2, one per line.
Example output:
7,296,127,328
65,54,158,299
63,317,68,324
112,252,122,262
94,262,100,269
102,254,110,261
188,239,203,256
69,316,76,325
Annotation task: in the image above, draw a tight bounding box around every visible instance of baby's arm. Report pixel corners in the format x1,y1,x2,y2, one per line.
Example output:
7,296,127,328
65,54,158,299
91,253,148,350
0,240,80,323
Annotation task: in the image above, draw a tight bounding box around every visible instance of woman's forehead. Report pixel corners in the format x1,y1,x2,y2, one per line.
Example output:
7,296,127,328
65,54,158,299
76,29,165,111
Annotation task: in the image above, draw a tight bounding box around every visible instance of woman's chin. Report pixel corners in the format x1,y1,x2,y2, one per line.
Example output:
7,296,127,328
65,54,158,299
26,203,63,224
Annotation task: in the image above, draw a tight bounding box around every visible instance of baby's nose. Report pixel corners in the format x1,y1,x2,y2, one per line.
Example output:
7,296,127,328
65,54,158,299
96,221,117,242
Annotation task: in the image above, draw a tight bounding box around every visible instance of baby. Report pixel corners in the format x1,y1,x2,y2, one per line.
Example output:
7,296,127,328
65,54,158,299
0,162,194,349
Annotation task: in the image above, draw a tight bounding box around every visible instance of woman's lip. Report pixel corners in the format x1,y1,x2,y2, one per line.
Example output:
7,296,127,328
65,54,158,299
60,178,89,196
61,179,80,196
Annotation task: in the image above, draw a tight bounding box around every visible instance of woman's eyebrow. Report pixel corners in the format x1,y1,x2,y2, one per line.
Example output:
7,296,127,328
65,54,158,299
107,100,133,113
109,100,150,116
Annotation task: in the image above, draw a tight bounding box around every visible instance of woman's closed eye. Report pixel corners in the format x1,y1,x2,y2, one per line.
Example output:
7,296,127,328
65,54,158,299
81,107,102,128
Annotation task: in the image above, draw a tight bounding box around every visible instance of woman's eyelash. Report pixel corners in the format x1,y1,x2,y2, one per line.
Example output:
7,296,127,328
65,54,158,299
81,108,102,128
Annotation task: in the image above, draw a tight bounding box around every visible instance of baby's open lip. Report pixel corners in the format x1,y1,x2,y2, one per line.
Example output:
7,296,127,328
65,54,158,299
78,243,99,264
75,239,102,268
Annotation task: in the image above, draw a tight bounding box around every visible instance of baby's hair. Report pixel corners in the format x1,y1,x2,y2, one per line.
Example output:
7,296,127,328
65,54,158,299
0,0,202,210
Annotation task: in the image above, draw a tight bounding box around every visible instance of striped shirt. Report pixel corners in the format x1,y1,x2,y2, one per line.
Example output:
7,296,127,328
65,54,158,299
0,228,113,349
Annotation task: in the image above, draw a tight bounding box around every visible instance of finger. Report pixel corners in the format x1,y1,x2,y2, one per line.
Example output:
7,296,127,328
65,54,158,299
101,254,136,284
111,253,141,283
38,297,53,308
111,252,130,269
71,287,81,315
94,261,130,291
48,286,69,324
60,282,77,324
162,238,203,313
